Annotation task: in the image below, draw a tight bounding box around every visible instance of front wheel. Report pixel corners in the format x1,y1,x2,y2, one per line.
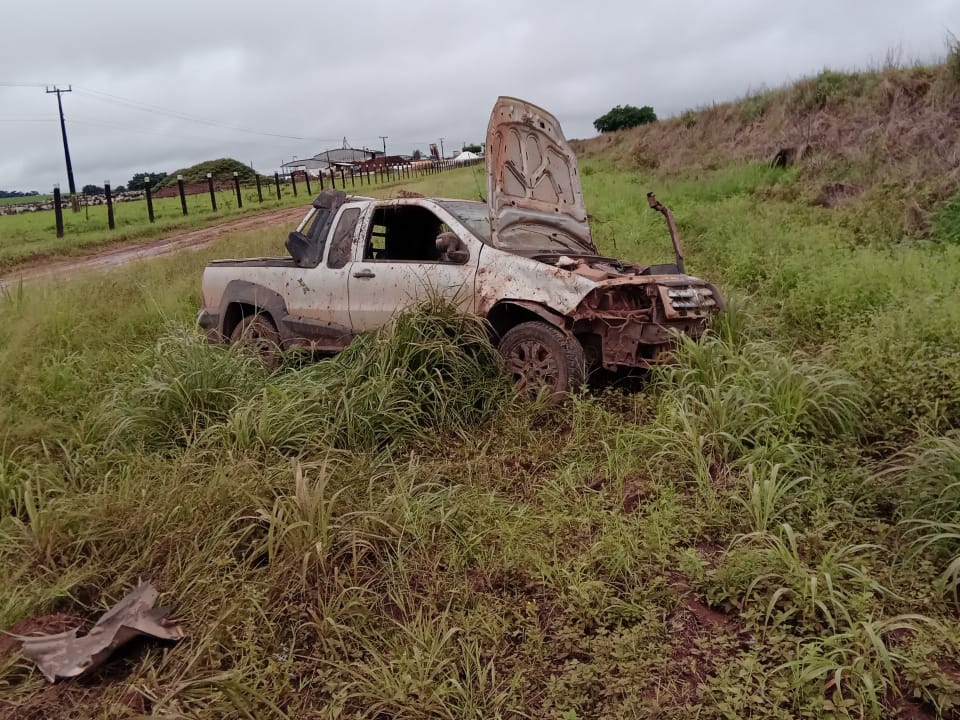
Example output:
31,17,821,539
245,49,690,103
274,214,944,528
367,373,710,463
497,321,586,402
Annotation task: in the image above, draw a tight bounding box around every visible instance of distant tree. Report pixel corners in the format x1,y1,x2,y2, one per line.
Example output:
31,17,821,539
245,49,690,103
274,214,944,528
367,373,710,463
412,149,423,160
593,105,657,133
127,172,168,191
463,143,482,153
114,185,126,193
82,184,104,195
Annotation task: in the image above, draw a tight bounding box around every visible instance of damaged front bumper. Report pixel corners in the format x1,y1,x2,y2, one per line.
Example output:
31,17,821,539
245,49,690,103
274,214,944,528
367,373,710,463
572,279,724,370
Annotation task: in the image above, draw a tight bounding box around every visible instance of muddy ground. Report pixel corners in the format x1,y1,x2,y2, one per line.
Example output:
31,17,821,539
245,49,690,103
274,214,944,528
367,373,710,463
0,206,304,292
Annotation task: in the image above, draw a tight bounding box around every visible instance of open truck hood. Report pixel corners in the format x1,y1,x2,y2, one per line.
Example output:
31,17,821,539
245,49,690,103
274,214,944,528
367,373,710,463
485,97,597,255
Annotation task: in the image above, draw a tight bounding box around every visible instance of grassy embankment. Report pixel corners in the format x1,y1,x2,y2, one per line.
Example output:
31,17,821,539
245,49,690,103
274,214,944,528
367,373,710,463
2,53,960,718
0,168,442,272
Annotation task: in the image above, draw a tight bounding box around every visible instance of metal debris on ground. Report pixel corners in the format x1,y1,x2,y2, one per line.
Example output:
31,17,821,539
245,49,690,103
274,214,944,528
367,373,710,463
10,583,184,682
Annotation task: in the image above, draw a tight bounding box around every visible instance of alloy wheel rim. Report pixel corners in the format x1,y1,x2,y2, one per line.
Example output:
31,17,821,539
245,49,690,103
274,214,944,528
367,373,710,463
505,339,560,395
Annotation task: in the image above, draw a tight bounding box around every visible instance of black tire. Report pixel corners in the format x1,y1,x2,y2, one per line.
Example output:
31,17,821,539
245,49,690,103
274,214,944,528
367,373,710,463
498,321,586,401
230,313,281,369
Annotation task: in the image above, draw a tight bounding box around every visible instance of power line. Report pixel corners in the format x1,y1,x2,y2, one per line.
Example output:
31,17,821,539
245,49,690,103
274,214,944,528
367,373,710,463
0,81,51,88
74,87,342,143
4,82,461,152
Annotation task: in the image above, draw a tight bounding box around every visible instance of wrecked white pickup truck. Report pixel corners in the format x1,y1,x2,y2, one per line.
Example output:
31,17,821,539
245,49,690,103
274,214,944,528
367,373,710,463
198,97,723,397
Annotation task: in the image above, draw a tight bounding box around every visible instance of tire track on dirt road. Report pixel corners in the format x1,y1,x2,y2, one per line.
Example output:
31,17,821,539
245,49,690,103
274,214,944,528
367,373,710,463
0,206,305,292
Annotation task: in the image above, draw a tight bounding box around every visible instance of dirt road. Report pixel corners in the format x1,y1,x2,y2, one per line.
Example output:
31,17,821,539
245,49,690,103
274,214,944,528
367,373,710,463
0,206,305,292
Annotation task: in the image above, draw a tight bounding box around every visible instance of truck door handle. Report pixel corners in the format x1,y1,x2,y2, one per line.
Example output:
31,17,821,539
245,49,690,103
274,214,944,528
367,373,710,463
353,269,375,279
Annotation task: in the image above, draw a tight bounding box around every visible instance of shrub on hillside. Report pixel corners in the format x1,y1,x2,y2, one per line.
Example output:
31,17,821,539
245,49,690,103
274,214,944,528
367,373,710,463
157,158,256,188
788,69,873,113
935,194,960,244
593,105,657,133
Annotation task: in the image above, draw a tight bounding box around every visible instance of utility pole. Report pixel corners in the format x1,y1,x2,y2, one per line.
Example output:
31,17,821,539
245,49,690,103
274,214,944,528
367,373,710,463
46,85,76,197
439,137,445,159
379,136,388,157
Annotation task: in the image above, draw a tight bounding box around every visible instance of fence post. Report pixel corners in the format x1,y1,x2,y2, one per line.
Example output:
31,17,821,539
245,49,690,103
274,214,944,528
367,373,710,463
350,167,355,188
318,170,324,191
256,174,263,203
144,176,155,223
104,180,115,229
274,172,281,200
340,168,346,188
177,174,188,215
207,173,217,211
233,171,243,208
305,171,312,195
290,171,298,197
53,184,64,238
330,168,336,190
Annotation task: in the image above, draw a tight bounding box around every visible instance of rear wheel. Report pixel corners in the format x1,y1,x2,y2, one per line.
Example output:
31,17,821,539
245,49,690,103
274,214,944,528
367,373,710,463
498,321,586,402
230,313,281,369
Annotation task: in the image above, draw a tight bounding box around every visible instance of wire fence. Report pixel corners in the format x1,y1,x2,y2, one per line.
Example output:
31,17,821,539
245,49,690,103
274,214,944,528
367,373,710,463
16,157,484,239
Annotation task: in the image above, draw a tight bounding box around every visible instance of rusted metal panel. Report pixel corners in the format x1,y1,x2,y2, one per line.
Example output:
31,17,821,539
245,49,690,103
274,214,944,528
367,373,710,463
14,583,183,683
486,97,596,254
474,245,595,318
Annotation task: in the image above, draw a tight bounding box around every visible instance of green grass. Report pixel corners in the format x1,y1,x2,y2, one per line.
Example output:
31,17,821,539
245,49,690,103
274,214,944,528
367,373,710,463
2,154,960,719
0,196,51,208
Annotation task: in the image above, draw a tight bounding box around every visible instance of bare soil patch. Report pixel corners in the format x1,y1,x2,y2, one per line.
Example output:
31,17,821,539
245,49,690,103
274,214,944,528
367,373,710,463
0,206,304,291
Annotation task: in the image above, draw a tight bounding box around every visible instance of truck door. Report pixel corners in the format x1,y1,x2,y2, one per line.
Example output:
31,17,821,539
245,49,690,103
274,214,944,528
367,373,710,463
346,201,478,332
283,204,362,345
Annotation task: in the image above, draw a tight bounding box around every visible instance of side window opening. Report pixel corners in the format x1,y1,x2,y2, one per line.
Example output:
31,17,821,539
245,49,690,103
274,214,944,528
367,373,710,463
326,208,361,269
362,205,458,262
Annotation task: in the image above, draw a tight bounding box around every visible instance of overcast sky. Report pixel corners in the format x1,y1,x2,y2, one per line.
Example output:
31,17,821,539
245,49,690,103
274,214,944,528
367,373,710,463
1,0,956,191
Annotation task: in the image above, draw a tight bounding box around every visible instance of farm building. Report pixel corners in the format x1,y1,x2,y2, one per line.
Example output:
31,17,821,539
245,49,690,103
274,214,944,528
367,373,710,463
281,147,382,176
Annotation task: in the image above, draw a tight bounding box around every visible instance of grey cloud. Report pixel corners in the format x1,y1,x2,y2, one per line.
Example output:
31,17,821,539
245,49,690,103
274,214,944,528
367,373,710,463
0,0,955,190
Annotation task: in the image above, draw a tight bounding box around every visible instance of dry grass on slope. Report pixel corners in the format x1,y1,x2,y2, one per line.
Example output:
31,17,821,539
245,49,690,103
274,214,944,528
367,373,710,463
574,44,960,239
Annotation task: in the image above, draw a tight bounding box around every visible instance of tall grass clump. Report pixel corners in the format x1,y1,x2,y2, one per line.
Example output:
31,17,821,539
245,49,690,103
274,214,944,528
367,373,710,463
784,616,943,719
222,297,512,454
621,334,864,488
935,193,960,245
105,326,267,451
709,523,892,632
838,300,960,442
888,434,960,600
